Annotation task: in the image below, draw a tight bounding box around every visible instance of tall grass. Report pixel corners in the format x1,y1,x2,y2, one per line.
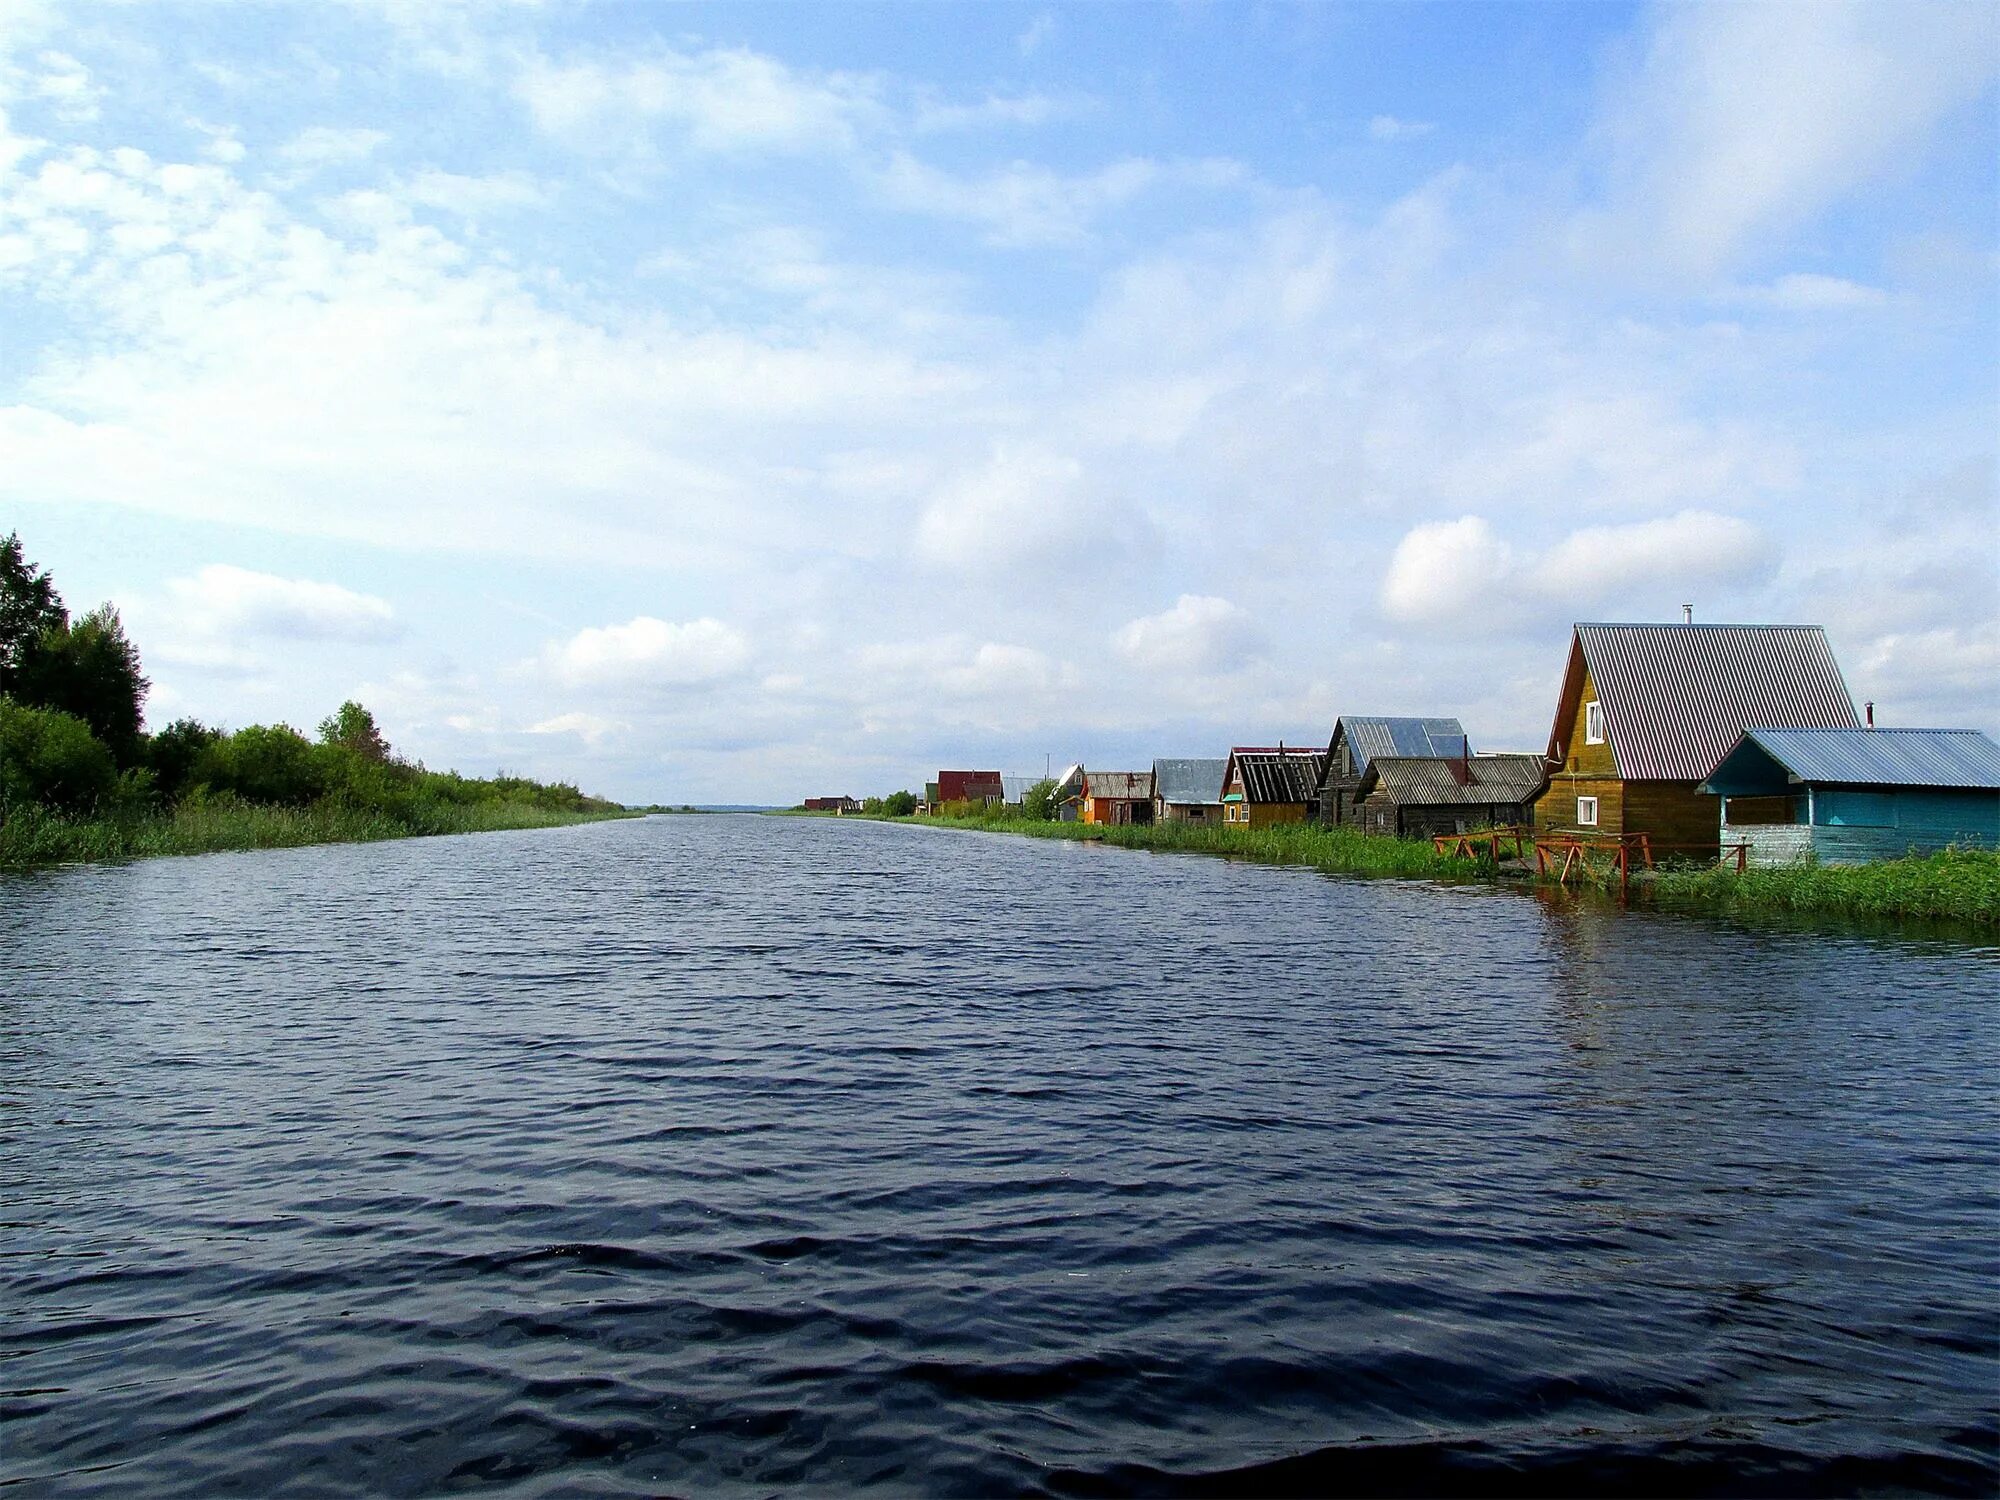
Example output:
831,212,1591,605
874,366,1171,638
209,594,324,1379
904,812,1479,880
894,810,2000,926
1647,846,2000,926
0,795,631,869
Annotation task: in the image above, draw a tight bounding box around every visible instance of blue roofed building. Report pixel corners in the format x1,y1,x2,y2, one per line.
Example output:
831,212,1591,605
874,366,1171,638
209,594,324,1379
1699,727,2000,865
1314,716,1470,824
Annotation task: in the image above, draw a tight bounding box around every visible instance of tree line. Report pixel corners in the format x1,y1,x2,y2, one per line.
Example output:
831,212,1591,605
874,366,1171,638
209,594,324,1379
0,533,613,823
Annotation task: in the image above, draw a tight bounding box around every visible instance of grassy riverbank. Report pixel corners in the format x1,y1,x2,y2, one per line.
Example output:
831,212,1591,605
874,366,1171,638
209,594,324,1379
892,811,2000,926
0,794,633,869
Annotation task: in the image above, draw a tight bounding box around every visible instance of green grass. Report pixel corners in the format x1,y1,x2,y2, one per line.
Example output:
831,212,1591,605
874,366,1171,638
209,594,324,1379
1646,845,2000,926
0,795,633,869
884,811,2000,926
890,812,1480,880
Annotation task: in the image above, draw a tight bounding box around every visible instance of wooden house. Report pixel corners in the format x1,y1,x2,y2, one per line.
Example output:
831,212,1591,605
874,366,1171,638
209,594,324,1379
1699,727,2000,864
1081,770,1154,824
1315,716,1470,824
1152,757,1228,824
1352,753,1546,839
1533,623,1859,857
1221,747,1327,827
802,796,860,814
934,770,1004,808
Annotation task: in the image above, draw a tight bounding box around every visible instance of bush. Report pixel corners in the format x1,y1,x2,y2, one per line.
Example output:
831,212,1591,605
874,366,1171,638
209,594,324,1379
0,697,118,812
194,723,327,806
146,718,222,803
1021,777,1059,821
882,790,918,817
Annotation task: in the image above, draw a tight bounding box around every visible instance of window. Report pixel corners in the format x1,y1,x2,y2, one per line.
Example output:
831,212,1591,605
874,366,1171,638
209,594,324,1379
1577,795,1599,827
1584,700,1604,745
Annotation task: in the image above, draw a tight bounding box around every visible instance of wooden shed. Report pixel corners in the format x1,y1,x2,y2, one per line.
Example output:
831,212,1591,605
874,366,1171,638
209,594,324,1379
1699,727,2000,864
1315,716,1470,824
1152,757,1228,824
1081,770,1154,825
935,770,1005,807
1221,747,1327,828
1532,623,1860,858
1352,753,1546,839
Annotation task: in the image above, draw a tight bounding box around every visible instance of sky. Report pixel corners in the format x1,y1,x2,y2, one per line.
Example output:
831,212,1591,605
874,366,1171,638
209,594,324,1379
1,0,1994,805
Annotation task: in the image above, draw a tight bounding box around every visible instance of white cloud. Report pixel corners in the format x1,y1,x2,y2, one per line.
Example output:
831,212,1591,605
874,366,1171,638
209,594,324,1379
1367,115,1435,142
1017,12,1056,57
527,711,628,745
537,616,751,689
401,167,545,216
1113,595,1259,673
872,150,1245,246
914,92,1075,132
517,45,882,156
162,564,397,641
1380,516,1512,626
1734,272,1891,310
1580,1,1999,276
277,125,389,167
29,50,98,123
1381,511,1776,627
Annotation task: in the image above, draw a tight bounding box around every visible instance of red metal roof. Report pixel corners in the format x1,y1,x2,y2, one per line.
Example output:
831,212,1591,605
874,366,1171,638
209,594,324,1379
1565,624,1859,782
936,770,1004,801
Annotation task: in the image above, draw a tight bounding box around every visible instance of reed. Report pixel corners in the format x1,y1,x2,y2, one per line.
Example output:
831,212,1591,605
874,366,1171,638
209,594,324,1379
1646,846,2000,925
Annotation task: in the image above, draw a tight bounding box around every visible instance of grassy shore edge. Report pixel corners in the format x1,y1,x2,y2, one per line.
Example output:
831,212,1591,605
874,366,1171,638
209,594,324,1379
868,813,1999,926
0,799,635,869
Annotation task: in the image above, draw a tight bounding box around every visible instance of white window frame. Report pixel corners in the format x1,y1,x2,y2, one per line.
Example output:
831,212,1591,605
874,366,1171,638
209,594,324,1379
1576,795,1599,827
1584,700,1605,745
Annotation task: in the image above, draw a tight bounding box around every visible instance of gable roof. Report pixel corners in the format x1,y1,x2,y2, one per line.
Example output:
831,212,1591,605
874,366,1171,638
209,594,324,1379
1357,753,1547,807
1329,716,1470,774
1153,757,1228,804
1084,770,1153,801
1553,624,1859,782
936,770,1004,801
1226,748,1327,804
1701,728,2000,794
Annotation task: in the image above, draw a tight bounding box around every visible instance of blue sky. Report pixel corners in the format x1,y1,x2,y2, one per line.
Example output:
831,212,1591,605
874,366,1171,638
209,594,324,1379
2,0,1994,803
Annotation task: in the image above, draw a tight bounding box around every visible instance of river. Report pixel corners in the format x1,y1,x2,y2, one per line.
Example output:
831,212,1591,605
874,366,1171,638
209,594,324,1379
3,815,1995,1495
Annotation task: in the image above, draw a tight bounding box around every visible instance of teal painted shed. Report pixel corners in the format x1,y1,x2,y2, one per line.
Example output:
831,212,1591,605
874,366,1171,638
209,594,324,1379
1699,728,2000,865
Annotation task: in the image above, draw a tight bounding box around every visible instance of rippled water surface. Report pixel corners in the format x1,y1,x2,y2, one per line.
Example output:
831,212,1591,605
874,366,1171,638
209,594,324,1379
4,816,1997,1496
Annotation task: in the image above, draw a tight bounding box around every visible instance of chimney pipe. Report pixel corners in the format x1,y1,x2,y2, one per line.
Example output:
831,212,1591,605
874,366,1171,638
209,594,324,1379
1682,603,1693,625
1866,701,1874,728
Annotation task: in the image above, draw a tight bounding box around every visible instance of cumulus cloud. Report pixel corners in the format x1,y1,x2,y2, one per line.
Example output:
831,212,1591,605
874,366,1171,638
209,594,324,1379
1113,595,1259,673
537,616,751,689
528,711,628,745
162,564,397,641
1381,511,1777,627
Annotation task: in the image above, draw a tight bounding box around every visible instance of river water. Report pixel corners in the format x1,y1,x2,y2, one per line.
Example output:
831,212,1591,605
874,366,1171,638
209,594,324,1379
3,816,1995,1495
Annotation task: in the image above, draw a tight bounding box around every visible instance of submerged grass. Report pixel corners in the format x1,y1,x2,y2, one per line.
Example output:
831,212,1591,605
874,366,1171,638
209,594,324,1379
891,812,1999,927
0,796,632,870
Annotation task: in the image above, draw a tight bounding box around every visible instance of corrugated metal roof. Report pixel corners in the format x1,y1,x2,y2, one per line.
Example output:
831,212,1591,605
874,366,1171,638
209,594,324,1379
1578,624,1858,782
1360,753,1546,806
1712,728,2000,790
999,775,1039,803
1084,770,1153,801
1152,757,1227,804
1228,749,1327,804
1337,716,1470,772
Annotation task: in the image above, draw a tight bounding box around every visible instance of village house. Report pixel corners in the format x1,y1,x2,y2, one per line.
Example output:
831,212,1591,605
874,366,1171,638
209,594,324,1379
1081,770,1155,824
1699,727,2000,865
1152,758,1228,824
1352,752,1547,839
1315,716,1470,824
1220,747,1327,827
933,770,1004,808
802,796,860,814
1533,622,1860,857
